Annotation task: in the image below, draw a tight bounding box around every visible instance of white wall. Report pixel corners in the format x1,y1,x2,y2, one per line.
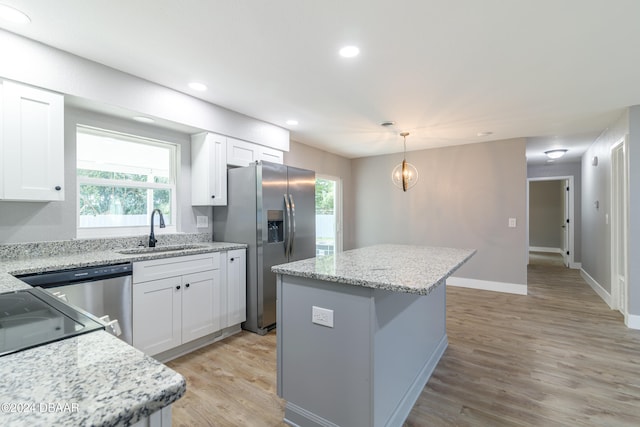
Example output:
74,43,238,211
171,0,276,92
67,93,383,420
351,138,528,286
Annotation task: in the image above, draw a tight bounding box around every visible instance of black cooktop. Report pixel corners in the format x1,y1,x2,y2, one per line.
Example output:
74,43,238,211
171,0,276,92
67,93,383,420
0,287,105,357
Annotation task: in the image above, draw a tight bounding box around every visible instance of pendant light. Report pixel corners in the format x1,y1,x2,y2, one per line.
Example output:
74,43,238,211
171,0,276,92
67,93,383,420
391,132,418,191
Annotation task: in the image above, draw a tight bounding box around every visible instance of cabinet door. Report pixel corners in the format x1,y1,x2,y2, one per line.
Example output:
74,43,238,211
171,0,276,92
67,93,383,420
1,80,64,201
227,137,257,167
133,277,182,356
257,146,284,164
182,269,221,343
227,249,247,326
191,132,227,206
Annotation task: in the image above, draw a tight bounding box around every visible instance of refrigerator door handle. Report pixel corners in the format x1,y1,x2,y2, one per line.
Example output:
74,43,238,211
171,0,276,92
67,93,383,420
289,193,296,256
284,193,291,257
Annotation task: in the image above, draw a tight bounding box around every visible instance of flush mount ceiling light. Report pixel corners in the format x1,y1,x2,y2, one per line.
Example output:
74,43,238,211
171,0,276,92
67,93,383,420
188,82,207,91
391,132,418,192
545,149,568,159
0,4,30,24
339,45,360,58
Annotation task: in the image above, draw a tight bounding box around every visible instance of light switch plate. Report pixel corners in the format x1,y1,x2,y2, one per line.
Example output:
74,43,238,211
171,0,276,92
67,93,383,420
196,215,208,228
508,218,517,228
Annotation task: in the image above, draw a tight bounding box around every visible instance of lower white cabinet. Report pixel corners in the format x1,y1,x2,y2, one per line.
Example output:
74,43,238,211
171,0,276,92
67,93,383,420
132,253,222,356
226,249,247,326
132,250,246,357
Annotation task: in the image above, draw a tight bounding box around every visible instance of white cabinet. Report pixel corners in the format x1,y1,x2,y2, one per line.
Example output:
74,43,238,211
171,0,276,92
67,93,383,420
1,80,64,201
227,137,283,167
225,249,247,327
191,132,227,206
132,253,222,356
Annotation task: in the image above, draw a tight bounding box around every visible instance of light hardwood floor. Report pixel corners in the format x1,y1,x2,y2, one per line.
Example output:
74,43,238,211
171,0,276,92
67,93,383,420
167,255,640,426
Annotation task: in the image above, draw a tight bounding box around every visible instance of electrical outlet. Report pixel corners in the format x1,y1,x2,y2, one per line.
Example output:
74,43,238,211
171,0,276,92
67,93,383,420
196,215,208,228
312,306,334,328
508,218,517,228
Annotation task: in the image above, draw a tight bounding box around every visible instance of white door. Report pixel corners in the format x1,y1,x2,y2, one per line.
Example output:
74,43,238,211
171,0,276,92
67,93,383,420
182,270,218,342
132,277,182,355
2,81,64,201
611,139,628,315
562,180,570,267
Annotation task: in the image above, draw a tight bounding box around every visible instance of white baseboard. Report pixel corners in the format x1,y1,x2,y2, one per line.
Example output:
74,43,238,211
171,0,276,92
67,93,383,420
570,261,582,269
580,268,613,309
529,246,563,254
447,277,527,295
626,314,640,330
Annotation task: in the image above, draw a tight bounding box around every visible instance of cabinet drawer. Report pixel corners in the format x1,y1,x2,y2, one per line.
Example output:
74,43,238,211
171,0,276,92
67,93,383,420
133,252,220,283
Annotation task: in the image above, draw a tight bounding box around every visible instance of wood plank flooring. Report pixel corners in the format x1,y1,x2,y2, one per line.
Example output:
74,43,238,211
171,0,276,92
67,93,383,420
167,254,640,426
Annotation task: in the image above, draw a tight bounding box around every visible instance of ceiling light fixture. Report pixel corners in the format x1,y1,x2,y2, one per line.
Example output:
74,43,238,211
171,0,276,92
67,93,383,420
391,132,418,192
188,82,207,91
0,4,30,24
286,119,298,126
339,45,360,58
545,149,568,159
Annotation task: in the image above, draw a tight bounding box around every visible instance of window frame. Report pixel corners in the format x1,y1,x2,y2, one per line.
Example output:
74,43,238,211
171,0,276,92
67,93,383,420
76,125,179,239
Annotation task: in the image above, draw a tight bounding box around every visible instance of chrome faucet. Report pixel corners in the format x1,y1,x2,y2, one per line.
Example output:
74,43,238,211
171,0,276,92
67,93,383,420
149,209,166,247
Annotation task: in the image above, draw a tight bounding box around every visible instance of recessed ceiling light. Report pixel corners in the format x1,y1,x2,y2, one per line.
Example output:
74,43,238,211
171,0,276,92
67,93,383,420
188,82,207,91
132,116,155,124
477,131,493,137
286,119,298,126
339,45,360,58
0,4,30,24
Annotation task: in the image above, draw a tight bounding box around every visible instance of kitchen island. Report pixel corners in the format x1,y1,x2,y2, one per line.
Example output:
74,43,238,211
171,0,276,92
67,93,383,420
272,244,476,427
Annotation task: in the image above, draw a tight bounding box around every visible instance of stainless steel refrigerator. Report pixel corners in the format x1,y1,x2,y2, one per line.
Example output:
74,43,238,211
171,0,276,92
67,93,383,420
213,161,316,335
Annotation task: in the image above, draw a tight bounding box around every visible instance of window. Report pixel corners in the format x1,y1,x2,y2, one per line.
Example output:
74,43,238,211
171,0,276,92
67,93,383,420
76,126,177,237
315,175,342,256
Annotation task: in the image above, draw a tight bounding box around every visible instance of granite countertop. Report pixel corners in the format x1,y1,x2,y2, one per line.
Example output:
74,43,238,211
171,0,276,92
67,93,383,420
0,236,247,426
271,244,476,296
0,332,185,427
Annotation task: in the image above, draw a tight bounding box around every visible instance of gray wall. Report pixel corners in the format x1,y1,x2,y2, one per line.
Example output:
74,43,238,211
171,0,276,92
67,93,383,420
527,161,582,262
529,181,564,249
0,108,210,243
351,138,528,285
284,141,355,250
581,110,628,295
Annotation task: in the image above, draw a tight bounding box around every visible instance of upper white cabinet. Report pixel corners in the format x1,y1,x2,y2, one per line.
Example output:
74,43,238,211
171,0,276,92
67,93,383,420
227,137,283,167
1,80,64,201
191,132,227,206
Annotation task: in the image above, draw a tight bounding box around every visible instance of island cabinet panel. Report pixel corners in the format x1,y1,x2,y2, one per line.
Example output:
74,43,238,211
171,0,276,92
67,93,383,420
277,275,447,427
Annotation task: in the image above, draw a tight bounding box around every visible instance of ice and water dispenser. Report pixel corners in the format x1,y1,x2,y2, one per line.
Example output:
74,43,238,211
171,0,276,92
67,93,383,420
267,210,284,243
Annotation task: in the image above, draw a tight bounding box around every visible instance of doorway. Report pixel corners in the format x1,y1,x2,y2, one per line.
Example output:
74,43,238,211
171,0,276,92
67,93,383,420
315,175,343,256
527,176,575,268
611,136,629,318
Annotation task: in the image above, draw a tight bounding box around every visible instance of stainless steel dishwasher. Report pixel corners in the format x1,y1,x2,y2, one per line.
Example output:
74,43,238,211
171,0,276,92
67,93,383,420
18,263,133,345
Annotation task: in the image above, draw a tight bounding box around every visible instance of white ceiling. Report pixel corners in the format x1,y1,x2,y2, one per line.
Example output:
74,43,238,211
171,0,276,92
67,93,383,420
2,0,639,164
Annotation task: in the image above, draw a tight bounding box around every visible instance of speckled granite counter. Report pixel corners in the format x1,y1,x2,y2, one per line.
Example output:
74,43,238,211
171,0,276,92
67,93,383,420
274,244,475,427
271,244,476,295
0,235,247,426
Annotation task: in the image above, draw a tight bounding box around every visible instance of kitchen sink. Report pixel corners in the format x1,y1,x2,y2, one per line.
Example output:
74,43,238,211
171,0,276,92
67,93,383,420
117,244,208,255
